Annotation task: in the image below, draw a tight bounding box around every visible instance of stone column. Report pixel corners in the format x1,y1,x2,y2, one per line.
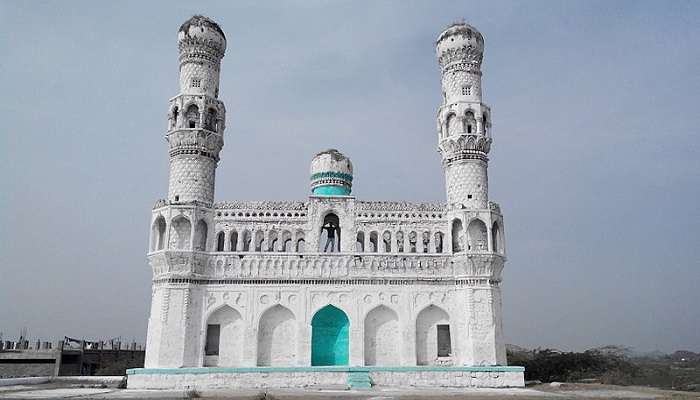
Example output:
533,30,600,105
236,228,245,251
349,326,364,366
298,322,311,366
486,224,494,253
224,231,231,251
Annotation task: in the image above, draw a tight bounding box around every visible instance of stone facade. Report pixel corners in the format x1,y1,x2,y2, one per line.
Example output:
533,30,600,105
139,17,519,388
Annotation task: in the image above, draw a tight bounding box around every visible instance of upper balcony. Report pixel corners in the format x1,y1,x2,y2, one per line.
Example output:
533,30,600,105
147,251,504,283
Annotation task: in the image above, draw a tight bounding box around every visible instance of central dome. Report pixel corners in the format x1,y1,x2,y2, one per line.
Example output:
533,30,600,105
310,149,353,196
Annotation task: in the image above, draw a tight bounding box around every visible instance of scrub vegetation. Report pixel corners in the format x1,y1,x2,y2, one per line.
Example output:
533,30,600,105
507,345,700,391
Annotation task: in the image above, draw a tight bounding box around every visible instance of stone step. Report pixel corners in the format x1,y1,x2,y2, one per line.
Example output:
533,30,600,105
347,370,371,389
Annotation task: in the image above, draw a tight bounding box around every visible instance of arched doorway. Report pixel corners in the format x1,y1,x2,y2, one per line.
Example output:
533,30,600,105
319,213,340,252
311,305,349,366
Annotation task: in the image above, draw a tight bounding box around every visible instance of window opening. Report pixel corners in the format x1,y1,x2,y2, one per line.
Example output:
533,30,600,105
437,324,451,357
205,324,220,356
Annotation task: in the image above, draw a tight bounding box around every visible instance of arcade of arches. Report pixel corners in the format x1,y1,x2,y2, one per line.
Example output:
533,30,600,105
202,303,453,367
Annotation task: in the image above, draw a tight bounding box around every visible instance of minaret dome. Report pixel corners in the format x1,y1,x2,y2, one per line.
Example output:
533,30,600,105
436,23,484,71
178,15,226,53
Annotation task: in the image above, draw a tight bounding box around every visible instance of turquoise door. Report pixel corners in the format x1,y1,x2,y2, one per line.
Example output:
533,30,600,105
311,305,349,366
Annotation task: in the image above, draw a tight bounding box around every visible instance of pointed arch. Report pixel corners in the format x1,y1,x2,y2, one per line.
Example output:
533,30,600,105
254,230,264,252
169,215,191,250
364,305,400,366
151,216,166,251
457,135,467,151
229,230,238,251
311,305,350,366
320,212,340,252
416,304,451,365
185,104,200,129
194,219,208,251
451,219,464,253
492,221,502,254
204,305,243,367
257,305,297,366
382,231,392,253
434,231,444,253
356,231,365,252
465,110,476,134
467,218,487,251
205,107,217,131
466,136,476,150
421,231,431,253
295,230,306,252
281,230,292,252
408,231,418,253
170,106,179,129
369,231,378,252
267,230,279,252
216,231,225,252
241,229,252,252
446,113,459,136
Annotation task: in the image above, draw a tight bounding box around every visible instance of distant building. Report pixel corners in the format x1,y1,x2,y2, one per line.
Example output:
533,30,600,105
0,339,143,378
130,16,524,389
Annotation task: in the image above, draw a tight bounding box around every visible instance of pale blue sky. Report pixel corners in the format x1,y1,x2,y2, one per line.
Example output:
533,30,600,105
1,0,698,352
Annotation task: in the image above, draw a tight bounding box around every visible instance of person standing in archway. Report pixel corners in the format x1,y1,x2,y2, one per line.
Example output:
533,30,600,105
323,221,337,252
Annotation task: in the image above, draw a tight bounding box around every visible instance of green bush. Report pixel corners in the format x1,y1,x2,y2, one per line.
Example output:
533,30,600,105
508,348,639,384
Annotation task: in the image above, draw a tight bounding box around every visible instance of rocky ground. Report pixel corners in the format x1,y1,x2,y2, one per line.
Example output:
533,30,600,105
0,382,699,400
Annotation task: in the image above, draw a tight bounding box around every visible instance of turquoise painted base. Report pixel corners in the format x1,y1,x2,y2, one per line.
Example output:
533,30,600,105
127,366,525,390
312,185,351,196
127,365,525,375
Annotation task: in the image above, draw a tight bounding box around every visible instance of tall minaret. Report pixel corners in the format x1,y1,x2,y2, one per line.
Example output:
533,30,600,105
436,23,491,210
145,16,227,369
436,23,507,366
167,15,227,205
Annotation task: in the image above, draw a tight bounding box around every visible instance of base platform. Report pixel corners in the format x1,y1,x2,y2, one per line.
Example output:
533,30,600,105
126,366,525,389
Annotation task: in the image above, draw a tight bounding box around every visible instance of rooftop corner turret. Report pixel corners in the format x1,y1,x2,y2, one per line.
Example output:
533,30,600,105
310,149,353,196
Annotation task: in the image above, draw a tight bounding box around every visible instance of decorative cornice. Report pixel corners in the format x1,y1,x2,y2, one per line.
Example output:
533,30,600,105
356,201,446,212
214,201,308,211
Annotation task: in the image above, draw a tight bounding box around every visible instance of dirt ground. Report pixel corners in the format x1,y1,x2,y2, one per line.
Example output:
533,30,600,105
0,382,698,399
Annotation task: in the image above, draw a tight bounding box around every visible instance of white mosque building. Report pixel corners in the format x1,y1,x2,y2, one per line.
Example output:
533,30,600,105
127,15,524,389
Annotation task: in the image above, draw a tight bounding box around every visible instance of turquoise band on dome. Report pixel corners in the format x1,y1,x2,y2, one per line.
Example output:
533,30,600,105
310,171,353,182
312,186,351,196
